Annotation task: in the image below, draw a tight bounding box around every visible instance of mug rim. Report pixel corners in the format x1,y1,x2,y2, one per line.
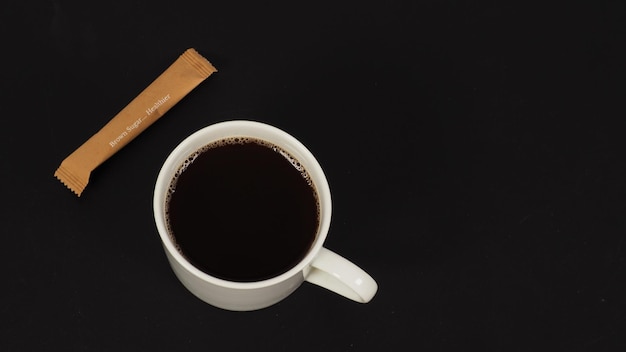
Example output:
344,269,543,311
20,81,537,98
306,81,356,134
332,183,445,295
153,120,332,290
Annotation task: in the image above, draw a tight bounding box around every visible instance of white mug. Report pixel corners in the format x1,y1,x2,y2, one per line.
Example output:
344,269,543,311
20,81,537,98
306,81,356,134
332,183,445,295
153,120,378,311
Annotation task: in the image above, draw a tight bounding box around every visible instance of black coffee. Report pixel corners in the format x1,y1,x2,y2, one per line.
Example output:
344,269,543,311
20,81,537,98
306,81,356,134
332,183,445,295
165,137,319,282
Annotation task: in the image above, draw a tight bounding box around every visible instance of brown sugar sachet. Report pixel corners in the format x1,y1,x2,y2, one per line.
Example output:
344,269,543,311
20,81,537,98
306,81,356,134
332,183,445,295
54,48,216,196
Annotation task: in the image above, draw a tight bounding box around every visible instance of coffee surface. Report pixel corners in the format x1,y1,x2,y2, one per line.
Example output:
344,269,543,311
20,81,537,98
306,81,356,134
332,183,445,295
166,138,319,282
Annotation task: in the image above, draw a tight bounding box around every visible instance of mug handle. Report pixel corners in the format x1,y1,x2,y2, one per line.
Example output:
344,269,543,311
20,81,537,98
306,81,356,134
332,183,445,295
305,247,378,303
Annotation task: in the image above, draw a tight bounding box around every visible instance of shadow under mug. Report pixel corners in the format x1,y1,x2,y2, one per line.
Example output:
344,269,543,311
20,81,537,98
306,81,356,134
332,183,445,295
153,120,378,311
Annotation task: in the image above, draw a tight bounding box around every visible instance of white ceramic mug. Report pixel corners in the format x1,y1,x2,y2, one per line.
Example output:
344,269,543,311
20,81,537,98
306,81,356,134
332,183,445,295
153,120,378,311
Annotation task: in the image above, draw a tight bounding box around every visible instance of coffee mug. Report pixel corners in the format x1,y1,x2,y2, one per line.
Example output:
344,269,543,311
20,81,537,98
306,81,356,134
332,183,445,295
153,120,377,311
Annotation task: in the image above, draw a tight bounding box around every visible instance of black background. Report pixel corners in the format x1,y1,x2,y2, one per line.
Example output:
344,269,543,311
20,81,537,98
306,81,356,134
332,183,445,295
2,1,626,351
